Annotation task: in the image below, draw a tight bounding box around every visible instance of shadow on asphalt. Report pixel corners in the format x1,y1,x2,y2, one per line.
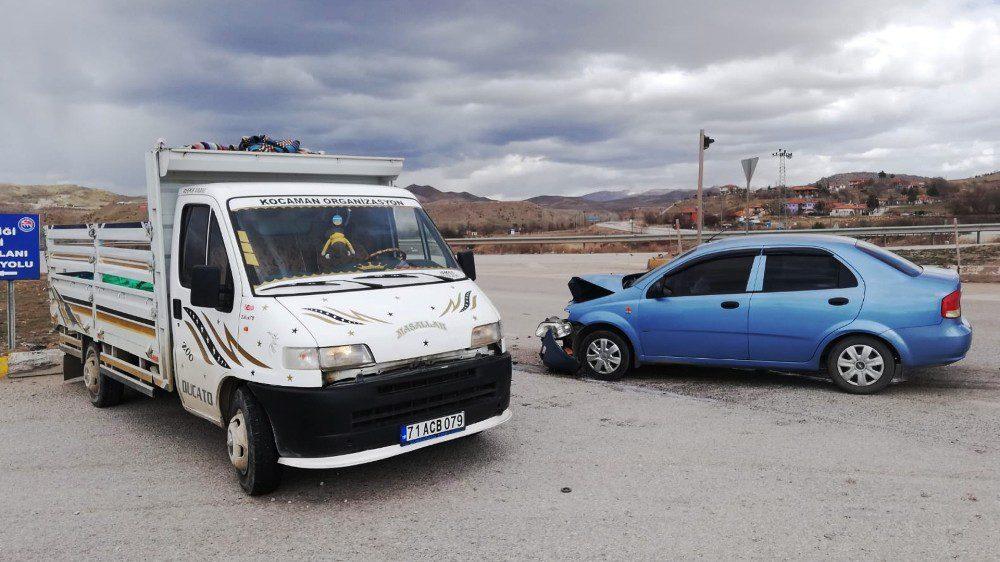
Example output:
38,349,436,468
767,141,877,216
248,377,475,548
59,376,509,501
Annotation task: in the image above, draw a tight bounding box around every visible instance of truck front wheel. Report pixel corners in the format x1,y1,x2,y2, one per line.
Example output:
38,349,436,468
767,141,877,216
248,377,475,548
227,386,281,495
83,344,123,408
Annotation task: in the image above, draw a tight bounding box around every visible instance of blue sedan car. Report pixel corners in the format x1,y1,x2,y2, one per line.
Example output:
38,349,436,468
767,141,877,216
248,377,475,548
537,234,971,394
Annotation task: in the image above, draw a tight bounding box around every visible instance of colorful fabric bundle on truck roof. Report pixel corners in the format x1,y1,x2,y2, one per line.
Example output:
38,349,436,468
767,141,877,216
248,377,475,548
187,134,322,154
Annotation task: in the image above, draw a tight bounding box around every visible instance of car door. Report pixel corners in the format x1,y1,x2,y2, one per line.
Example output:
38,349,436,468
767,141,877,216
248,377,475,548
747,248,864,363
637,250,759,360
170,201,243,421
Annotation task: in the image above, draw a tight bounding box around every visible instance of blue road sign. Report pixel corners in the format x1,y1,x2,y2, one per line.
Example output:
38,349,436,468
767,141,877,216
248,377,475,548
0,214,41,280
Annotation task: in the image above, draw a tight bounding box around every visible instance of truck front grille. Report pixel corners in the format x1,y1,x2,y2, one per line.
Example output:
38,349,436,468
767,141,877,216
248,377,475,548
351,381,498,429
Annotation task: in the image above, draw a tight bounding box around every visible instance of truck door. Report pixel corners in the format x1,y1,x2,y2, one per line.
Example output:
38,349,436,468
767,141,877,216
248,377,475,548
170,200,243,422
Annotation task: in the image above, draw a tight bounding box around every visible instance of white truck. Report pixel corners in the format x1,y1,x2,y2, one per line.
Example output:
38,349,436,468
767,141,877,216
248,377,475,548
45,142,512,494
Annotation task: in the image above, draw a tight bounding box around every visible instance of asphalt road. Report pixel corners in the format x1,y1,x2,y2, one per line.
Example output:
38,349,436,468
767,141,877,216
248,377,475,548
1,253,998,559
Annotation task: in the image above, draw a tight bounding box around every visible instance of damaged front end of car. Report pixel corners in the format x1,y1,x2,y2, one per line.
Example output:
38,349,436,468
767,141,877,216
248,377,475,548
536,317,579,373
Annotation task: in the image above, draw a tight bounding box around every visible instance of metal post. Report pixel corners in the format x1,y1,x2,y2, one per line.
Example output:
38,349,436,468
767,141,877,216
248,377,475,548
697,129,705,244
954,218,962,274
675,219,682,254
5,281,14,352
745,179,751,235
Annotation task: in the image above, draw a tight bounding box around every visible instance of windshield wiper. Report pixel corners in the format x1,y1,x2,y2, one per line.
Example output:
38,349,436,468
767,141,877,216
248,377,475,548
259,278,384,291
355,271,459,282
354,273,420,279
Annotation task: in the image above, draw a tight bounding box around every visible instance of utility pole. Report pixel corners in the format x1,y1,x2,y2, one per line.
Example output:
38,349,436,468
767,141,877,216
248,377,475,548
772,148,792,224
741,157,759,235
697,129,714,244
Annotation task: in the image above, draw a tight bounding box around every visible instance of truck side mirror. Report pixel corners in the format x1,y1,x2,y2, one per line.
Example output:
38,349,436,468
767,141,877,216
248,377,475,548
190,265,222,309
456,250,476,281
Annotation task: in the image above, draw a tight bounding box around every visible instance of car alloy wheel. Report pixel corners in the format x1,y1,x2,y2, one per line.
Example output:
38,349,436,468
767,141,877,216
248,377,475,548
227,410,250,474
586,338,622,375
836,344,885,387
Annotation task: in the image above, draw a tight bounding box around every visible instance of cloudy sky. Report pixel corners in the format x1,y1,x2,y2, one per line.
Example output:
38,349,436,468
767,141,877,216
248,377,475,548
1,0,997,198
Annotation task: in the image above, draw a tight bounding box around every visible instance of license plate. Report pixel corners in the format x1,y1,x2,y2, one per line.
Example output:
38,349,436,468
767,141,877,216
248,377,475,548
400,412,465,445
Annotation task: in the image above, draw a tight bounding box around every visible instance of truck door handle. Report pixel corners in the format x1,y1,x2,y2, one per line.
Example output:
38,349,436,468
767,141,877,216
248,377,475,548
721,301,740,309
172,299,182,319
828,297,849,306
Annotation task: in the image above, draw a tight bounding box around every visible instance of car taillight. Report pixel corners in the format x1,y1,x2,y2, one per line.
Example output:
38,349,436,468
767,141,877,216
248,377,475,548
941,289,961,318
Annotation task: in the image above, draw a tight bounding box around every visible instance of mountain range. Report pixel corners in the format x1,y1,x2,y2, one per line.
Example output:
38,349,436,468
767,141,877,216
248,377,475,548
405,184,696,212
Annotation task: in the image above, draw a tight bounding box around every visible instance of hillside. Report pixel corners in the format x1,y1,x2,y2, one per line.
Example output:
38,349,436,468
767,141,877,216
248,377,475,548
816,172,934,185
422,199,608,237
580,189,632,202
405,184,491,203
0,183,146,227
0,183,140,209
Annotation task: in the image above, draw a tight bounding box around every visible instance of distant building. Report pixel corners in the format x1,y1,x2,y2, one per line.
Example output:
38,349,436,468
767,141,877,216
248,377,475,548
784,198,816,214
789,185,819,198
829,203,867,217
672,205,699,225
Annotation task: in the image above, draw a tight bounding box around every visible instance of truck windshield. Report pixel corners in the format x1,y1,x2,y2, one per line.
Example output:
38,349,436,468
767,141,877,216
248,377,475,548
228,197,459,291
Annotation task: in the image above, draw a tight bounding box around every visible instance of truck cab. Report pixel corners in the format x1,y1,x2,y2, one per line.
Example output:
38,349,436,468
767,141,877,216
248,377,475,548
47,144,512,494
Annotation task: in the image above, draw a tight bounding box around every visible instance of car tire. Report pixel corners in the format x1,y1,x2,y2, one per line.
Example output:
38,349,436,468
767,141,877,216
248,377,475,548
578,330,631,381
83,343,124,408
227,386,282,496
63,353,84,380
827,336,896,394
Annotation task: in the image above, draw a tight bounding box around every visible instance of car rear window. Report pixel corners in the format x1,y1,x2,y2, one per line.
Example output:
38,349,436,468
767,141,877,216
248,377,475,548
762,254,858,292
855,240,922,277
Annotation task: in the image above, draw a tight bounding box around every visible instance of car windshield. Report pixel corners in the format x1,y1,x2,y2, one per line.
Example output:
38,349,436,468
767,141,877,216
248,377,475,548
228,196,459,292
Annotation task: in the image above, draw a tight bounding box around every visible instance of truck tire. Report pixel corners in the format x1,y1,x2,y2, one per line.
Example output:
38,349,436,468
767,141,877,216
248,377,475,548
827,336,895,394
83,344,124,408
227,386,281,495
63,353,83,381
578,330,632,381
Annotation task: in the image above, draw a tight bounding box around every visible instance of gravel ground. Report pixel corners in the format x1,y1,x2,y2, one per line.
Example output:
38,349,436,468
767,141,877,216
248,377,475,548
0,253,997,560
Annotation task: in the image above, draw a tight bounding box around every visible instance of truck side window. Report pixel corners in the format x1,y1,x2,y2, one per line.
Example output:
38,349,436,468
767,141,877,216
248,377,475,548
179,204,210,288
207,213,235,312
179,205,234,312
418,211,450,267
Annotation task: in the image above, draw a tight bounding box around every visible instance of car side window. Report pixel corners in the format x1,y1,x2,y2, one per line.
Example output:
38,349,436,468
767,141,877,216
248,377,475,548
762,254,858,292
657,255,756,297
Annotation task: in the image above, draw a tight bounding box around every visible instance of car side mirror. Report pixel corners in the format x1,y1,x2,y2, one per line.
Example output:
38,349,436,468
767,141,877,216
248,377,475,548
456,250,476,280
190,265,222,309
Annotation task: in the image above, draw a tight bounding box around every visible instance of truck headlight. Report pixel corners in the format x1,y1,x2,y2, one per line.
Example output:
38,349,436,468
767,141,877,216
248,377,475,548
471,322,502,348
283,344,374,370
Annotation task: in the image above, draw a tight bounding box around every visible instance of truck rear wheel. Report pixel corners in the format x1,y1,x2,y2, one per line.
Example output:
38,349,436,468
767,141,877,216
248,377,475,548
83,344,123,408
228,386,281,495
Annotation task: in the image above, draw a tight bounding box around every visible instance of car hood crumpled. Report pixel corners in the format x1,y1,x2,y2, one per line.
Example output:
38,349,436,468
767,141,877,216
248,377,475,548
568,274,626,303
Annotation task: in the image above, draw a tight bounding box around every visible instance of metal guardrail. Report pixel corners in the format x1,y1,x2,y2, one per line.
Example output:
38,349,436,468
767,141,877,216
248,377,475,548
446,222,1000,246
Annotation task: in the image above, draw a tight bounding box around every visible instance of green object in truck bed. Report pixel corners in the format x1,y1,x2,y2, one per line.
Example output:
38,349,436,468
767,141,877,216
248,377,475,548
102,274,153,292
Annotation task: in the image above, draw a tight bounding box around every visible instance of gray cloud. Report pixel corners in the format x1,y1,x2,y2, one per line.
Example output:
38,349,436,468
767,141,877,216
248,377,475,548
0,0,996,197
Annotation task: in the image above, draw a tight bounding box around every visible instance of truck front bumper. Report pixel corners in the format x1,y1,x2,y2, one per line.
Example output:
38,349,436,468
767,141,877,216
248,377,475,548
247,353,512,468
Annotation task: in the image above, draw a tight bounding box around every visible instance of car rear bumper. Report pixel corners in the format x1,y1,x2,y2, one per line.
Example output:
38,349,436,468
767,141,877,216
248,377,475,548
248,353,512,465
891,318,972,367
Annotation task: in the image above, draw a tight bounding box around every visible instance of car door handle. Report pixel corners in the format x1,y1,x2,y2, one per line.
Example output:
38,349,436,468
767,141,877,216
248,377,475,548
721,301,740,309
828,297,849,306
172,298,182,319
